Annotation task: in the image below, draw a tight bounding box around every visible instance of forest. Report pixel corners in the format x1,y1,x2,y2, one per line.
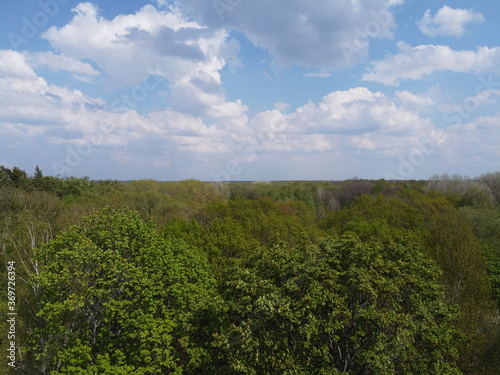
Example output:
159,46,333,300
0,165,499,374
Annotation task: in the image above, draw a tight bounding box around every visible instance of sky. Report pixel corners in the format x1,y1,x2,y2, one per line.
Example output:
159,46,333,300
0,0,499,181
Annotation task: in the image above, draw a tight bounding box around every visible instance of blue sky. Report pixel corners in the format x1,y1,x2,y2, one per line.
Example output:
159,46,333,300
1,0,499,181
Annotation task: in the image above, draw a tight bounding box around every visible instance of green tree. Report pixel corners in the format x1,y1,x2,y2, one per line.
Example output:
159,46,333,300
321,193,427,243
211,235,463,374
320,186,499,375
0,192,64,373
479,172,500,204
8,167,30,190
460,207,500,305
161,197,324,275
28,207,215,374
0,166,11,186
457,207,500,374
419,204,497,375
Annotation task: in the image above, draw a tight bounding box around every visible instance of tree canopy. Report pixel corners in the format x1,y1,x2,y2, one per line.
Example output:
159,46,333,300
29,207,215,374
211,236,463,374
0,166,499,374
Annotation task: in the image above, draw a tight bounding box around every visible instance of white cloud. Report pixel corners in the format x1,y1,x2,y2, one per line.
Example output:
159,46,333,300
148,110,213,137
286,87,432,136
441,115,500,167
2,53,494,180
42,2,241,118
43,3,200,72
418,6,484,37
0,47,243,173
2,57,438,173
242,87,438,162
395,90,436,111
0,53,103,130
25,52,100,81
363,42,500,86
3,2,499,181
0,50,37,79
182,0,398,69
439,89,500,121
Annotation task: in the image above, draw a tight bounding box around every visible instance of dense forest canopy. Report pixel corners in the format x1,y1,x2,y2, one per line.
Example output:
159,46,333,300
1,166,499,374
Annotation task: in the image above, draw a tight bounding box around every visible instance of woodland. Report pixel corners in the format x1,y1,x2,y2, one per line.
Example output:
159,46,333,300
0,166,499,374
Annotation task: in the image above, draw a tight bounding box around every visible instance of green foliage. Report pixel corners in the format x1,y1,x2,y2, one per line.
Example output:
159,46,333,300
27,207,215,374
320,188,500,374
102,179,222,225
212,235,463,374
422,204,497,374
160,197,325,275
459,208,500,303
479,172,500,204
427,174,496,208
321,193,427,242
458,206,500,370
0,168,498,374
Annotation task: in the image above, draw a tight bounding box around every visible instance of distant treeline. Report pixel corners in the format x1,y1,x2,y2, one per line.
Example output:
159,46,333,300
0,166,499,374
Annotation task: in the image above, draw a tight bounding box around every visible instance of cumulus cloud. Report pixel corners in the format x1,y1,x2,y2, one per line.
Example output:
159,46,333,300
0,52,105,156
363,42,500,86
2,49,493,181
286,87,432,136
418,6,484,37
42,2,242,119
3,2,499,180
228,86,455,181
240,87,438,164
181,0,398,69
0,50,251,180
0,54,103,130
25,51,100,81
0,51,439,169
0,50,38,79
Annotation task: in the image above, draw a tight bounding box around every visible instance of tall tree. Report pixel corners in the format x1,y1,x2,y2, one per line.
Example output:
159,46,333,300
28,207,215,374
212,235,463,374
